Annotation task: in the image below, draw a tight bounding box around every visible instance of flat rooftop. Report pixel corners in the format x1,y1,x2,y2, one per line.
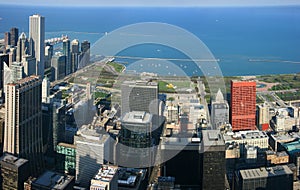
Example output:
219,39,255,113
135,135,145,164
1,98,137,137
270,132,300,142
202,130,225,147
121,111,152,124
0,153,28,168
7,75,40,86
33,171,74,189
76,126,109,143
240,165,292,180
223,130,268,142
57,142,76,149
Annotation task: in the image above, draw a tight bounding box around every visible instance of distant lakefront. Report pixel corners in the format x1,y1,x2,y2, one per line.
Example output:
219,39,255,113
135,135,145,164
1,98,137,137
0,5,300,76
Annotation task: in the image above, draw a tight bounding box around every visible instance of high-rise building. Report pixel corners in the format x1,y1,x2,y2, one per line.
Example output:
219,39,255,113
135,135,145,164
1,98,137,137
79,40,90,68
71,39,80,53
29,14,45,78
118,111,164,167
10,27,19,47
16,32,29,62
52,102,66,151
211,89,229,129
71,39,80,73
45,43,53,69
8,47,17,65
4,75,44,175
51,52,66,81
80,40,90,53
11,62,24,82
42,76,50,103
0,54,9,93
74,127,110,188
4,32,11,47
121,80,159,116
230,80,256,131
0,153,30,190
63,39,71,75
256,103,270,131
120,111,152,149
56,143,76,175
22,54,36,77
202,130,226,190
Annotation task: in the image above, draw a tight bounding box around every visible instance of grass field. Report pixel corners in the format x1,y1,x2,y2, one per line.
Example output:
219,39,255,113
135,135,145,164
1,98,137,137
108,62,125,73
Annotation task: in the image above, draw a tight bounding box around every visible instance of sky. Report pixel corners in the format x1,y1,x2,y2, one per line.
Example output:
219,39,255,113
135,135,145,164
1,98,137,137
0,0,300,7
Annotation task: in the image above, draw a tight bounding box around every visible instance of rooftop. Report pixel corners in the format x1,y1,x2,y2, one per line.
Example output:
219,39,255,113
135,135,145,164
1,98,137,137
121,111,152,124
7,75,40,86
266,150,289,157
122,80,158,88
270,132,300,142
118,168,146,188
202,130,225,147
223,130,268,142
0,153,28,168
282,140,300,154
57,142,76,149
240,165,293,180
33,171,74,189
91,165,118,187
76,125,109,143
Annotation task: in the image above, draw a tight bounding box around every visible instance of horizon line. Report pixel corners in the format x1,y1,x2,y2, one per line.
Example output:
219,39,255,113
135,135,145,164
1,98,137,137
1,3,300,8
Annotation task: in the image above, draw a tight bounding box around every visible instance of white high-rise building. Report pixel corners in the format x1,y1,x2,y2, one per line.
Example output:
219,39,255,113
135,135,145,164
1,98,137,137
211,89,229,129
121,80,158,116
42,76,50,103
29,14,45,78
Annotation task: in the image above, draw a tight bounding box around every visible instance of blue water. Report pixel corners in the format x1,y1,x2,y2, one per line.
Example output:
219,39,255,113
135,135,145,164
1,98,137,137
0,5,300,76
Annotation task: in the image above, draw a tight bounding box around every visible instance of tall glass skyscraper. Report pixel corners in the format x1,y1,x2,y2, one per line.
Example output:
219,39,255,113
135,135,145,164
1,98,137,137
29,14,45,78
63,39,71,75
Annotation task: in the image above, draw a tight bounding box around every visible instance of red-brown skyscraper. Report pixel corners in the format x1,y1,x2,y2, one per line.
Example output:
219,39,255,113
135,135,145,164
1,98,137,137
230,80,256,131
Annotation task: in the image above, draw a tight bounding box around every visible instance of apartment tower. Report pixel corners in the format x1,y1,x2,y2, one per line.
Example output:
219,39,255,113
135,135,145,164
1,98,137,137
230,80,256,131
4,75,44,175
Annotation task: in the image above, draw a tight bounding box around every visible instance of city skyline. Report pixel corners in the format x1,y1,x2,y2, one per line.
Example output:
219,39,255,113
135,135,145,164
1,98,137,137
0,5,299,190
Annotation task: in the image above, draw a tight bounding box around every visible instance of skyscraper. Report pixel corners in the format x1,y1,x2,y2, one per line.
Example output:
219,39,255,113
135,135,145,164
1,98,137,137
202,130,226,190
44,43,53,69
211,89,229,129
10,27,19,47
29,14,45,78
22,54,36,77
11,62,24,82
4,75,44,175
71,39,80,73
63,39,71,75
16,32,29,62
42,76,50,103
230,80,256,131
79,40,90,68
256,103,270,131
0,54,9,93
51,52,66,81
4,32,11,47
121,80,159,116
